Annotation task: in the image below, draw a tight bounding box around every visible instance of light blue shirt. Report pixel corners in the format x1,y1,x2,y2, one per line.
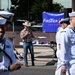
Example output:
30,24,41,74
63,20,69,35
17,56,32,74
0,39,16,71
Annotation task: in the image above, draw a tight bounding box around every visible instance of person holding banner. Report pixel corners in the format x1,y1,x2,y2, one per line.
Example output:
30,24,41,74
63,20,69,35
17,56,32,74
0,17,22,75
55,18,70,75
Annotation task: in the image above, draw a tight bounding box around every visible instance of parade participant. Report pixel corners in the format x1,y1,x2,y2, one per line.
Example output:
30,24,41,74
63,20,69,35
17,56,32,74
56,18,70,58
0,17,22,75
57,12,75,75
55,18,70,75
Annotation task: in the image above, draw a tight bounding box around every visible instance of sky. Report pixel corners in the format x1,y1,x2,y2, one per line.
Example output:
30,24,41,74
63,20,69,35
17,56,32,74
53,0,72,8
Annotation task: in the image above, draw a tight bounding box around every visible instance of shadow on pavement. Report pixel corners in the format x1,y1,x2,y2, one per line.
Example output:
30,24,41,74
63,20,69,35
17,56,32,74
35,55,57,66
35,55,53,58
46,60,57,66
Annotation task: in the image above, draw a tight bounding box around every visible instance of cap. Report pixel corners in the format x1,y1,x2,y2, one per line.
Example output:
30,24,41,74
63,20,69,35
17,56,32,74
60,18,70,24
22,21,31,27
69,12,75,17
0,17,6,25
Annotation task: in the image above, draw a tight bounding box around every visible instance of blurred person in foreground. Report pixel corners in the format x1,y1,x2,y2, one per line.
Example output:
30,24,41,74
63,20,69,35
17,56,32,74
0,17,22,75
55,18,70,75
20,21,35,67
56,12,75,75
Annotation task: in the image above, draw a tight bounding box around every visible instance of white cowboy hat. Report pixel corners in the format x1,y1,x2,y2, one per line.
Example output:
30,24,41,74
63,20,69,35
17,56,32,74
22,21,31,27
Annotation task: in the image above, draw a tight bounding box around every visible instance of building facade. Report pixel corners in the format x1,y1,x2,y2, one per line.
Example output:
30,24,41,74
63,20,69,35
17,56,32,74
0,0,11,10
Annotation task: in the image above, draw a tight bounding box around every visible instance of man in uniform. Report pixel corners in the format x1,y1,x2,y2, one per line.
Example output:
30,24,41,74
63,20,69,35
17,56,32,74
56,12,75,75
55,18,70,75
0,17,22,75
56,18,70,58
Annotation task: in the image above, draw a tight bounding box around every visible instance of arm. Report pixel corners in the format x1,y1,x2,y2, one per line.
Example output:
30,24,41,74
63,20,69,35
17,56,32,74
60,31,69,73
8,42,23,71
8,62,23,71
60,32,69,65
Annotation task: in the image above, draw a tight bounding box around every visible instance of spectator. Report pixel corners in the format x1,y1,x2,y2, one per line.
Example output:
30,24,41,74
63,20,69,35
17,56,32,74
20,21,35,67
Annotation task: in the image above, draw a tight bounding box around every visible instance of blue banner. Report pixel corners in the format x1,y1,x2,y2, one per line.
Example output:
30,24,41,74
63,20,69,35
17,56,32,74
42,12,64,32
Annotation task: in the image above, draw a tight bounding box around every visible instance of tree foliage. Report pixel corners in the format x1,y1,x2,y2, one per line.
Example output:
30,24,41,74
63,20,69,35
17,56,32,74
53,2,64,12
10,0,64,22
30,0,63,22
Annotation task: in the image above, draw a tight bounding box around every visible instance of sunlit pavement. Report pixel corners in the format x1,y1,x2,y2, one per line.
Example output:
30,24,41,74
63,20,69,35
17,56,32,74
11,46,57,75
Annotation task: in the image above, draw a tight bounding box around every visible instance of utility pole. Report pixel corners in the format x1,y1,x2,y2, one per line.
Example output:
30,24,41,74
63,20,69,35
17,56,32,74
48,0,53,12
28,0,29,20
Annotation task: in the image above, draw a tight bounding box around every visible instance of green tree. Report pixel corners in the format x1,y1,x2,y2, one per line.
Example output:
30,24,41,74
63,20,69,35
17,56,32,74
53,2,64,12
30,0,49,22
10,0,63,22
31,0,63,22
10,0,35,20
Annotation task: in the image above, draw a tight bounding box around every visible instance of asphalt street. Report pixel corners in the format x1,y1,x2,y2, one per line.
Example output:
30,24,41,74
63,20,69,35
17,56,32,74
11,46,57,75
11,65,56,75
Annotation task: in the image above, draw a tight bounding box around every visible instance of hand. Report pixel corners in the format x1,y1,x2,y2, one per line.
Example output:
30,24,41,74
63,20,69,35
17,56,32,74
61,66,66,73
35,36,38,38
9,62,23,71
25,31,30,35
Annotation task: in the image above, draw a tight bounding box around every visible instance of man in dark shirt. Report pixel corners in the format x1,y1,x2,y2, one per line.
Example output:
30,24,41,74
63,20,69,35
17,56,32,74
20,21,35,67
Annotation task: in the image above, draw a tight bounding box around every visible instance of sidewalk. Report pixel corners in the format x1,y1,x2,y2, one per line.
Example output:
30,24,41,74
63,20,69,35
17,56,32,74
15,46,57,66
